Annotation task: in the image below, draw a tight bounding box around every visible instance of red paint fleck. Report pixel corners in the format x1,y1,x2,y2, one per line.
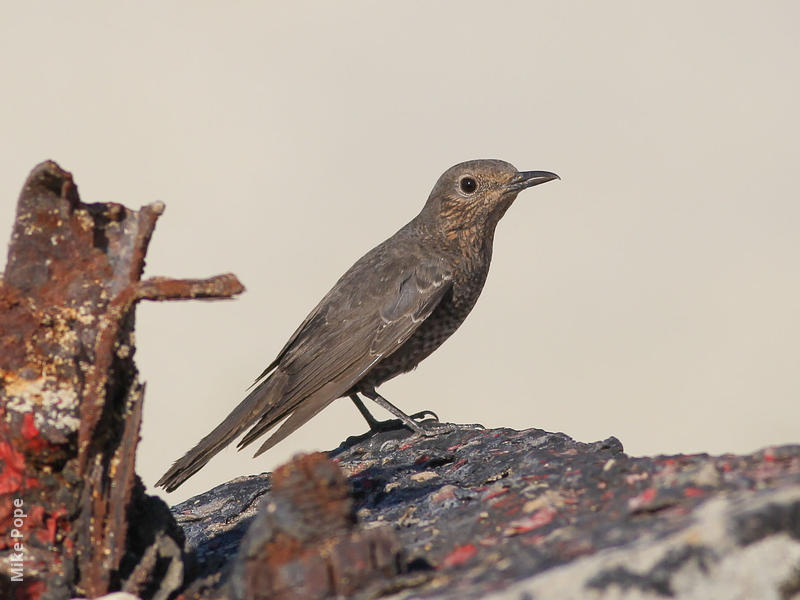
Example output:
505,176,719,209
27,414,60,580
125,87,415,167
0,440,26,495
628,487,657,511
414,455,430,465
43,510,64,543
398,443,413,451
683,487,705,498
21,412,39,439
763,448,775,462
28,505,46,527
34,530,51,544
15,579,46,600
440,543,477,569
447,444,462,451
483,487,509,501
661,458,676,466
448,458,467,471
504,507,556,535
641,488,657,502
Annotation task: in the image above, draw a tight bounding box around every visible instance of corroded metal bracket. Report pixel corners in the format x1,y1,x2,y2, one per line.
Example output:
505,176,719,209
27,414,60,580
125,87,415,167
0,161,243,599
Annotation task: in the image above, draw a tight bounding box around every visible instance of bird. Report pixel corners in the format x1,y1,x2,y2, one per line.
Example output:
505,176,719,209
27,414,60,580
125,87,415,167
157,159,559,491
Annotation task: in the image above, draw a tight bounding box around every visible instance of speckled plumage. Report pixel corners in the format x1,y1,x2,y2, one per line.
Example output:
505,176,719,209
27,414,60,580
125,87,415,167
157,160,558,491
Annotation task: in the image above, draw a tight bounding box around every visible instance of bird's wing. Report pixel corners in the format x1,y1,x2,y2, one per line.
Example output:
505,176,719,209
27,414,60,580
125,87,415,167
249,290,330,384
238,257,453,454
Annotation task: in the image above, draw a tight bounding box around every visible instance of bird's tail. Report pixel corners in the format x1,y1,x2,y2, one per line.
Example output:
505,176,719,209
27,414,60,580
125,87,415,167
155,370,287,492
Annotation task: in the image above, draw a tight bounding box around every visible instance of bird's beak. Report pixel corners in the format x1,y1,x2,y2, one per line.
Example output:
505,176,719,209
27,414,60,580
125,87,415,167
504,170,560,193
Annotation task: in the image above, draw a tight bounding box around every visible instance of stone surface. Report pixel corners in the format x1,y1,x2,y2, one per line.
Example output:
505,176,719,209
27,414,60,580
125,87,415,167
171,424,800,599
227,452,404,600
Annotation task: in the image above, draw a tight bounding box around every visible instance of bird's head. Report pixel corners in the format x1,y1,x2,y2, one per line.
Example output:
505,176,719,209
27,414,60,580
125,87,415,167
419,159,559,241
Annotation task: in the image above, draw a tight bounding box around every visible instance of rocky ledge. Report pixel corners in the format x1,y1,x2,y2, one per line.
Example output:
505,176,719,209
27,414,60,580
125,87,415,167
171,425,800,600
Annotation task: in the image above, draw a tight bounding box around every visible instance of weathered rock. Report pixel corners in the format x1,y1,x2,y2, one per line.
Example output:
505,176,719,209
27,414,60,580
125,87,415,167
227,452,405,600
173,425,800,599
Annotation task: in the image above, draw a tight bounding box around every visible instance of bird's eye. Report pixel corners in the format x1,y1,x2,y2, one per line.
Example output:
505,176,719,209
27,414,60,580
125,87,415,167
459,176,477,195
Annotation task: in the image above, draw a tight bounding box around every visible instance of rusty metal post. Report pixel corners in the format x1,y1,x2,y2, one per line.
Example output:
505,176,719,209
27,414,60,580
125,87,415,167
0,161,244,599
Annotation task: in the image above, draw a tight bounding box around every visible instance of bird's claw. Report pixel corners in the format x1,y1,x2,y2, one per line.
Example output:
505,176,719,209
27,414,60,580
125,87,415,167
409,409,439,422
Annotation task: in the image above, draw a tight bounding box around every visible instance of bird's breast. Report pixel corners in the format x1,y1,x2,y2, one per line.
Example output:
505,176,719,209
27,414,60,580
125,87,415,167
356,262,491,389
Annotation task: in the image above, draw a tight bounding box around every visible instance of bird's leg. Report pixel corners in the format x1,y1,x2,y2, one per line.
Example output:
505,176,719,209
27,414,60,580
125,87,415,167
359,389,455,436
349,394,383,430
351,394,439,431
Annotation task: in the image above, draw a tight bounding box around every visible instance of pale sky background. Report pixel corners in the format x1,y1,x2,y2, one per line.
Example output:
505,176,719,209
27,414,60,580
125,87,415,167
1,2,798,505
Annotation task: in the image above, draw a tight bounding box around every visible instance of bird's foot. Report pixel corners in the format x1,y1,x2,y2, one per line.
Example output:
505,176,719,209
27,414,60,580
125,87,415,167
363,416,485,440
364,409,440,434
416,421,485,437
